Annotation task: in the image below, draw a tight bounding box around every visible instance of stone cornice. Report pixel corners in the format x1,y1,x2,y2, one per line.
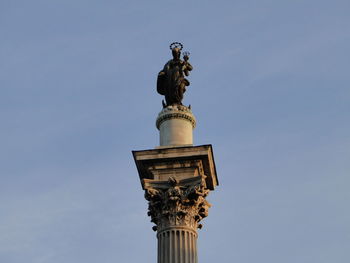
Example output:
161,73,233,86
132,145,219,191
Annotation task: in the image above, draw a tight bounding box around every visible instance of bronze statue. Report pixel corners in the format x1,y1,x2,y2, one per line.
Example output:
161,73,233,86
157,42,193,106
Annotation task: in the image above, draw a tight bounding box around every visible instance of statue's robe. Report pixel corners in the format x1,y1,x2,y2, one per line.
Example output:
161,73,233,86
157,59,190,105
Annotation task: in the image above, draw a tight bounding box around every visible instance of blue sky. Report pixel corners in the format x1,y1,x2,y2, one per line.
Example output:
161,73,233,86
1,0,349,262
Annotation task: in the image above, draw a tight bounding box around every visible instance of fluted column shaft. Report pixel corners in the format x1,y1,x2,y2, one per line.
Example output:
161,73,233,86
158,227,198,263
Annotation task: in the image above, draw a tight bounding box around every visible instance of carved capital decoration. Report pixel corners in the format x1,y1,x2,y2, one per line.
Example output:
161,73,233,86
143,176,211,232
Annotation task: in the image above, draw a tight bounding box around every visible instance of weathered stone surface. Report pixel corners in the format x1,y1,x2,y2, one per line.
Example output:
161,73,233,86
144,176,210,232
132,145,218,190
133,145,219,263
157,228,198,263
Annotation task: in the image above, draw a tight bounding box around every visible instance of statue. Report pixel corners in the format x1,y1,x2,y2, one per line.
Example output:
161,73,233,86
157,42,193,107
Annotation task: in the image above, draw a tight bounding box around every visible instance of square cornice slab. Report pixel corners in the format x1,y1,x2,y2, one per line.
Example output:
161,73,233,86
132,145,218,190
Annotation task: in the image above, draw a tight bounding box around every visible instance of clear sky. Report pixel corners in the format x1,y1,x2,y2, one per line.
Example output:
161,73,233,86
1,0,349,262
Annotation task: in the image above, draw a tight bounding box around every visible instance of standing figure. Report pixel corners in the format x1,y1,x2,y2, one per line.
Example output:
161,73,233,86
157,42,193,106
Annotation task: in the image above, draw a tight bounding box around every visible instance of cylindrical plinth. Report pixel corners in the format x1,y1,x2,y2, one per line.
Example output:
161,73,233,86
156,105,196,147
157,227,198,263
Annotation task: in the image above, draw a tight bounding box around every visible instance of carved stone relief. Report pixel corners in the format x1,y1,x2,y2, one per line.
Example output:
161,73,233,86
144,176,211,232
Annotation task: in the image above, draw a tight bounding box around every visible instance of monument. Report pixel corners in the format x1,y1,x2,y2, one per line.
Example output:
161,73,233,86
133,42,219,263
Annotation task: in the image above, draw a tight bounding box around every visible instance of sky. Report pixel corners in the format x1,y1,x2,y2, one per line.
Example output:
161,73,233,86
1,0,349,262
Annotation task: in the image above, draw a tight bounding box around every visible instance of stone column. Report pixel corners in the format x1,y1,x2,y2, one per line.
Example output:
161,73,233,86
157,228,197,263
133,145,218,263
133,103,218,263
144,176,209,263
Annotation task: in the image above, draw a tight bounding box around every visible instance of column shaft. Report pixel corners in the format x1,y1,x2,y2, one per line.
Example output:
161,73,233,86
158,228,198,263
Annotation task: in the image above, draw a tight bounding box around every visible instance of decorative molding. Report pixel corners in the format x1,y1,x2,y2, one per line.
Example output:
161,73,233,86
144,176,211,232
132,145,219,190
156,105,196,129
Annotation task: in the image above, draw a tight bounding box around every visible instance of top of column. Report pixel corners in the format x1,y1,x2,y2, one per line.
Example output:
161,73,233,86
156,42,195,147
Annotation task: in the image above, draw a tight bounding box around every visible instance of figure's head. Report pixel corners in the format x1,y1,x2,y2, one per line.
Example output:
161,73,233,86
169,42,183,61
172,48,181,60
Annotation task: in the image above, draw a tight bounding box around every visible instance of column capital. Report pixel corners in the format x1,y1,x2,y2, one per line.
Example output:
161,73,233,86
144,176,210,232
133,145,219,263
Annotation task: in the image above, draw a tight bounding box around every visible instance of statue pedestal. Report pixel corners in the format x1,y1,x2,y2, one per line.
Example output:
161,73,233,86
156,105,196,147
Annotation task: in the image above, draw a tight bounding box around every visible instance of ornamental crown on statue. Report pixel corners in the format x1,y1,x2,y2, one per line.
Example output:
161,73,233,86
132,42,218,263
